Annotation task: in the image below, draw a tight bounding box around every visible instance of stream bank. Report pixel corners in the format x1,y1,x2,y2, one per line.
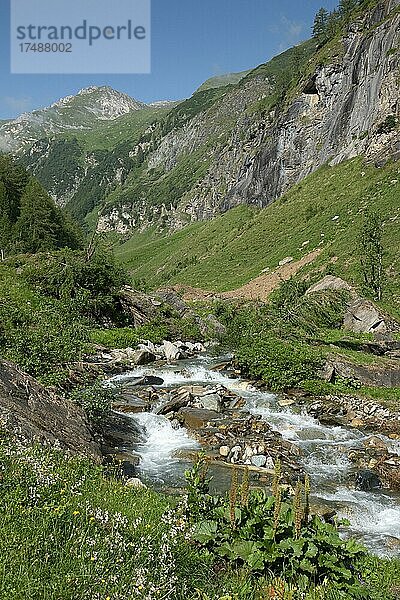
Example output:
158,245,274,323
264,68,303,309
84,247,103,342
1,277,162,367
99,349,400,558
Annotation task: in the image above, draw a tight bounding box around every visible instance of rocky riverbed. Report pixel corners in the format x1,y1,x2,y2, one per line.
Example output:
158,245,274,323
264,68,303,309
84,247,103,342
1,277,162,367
94,345,400,557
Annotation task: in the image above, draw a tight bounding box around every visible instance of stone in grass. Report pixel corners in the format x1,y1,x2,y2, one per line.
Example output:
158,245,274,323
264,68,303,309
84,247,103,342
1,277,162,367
126,477,147,489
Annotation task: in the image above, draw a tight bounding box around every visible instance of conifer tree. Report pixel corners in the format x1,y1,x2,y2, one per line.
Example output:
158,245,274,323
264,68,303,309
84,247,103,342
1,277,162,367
313,8,330,45
15,179,60,253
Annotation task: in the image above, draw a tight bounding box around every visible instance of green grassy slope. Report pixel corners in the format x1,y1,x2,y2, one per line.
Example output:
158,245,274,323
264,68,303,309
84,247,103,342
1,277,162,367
61,106,172,151
115,158,400,317
196,70,251,92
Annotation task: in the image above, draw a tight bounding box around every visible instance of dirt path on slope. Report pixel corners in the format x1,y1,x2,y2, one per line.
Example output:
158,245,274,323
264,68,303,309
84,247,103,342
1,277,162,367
220,250,321,301
166,249,321,302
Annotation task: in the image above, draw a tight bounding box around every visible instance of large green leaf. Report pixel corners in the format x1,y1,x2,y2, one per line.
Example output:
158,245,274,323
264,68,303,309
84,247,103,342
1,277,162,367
193,520,218,544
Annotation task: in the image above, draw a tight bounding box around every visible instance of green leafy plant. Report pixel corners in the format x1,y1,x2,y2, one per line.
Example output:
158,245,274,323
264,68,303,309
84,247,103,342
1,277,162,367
185,459,367,594
69,381,116,423
359,209,385,301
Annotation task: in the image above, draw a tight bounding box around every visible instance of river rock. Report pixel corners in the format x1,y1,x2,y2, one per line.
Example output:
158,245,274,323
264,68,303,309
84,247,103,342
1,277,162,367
278,398,296,407
138,340,157,354
355,469,382,491
234,381,257,392
162,341,183,362
230,445,242,462
265,456,275,470
113,397,149,414
219,445,230,457
178,407,222,429
156,395,191,415
143,376,164,386
251,454,267,468
363,436,389,451
198,393,222,412
126,349,157,365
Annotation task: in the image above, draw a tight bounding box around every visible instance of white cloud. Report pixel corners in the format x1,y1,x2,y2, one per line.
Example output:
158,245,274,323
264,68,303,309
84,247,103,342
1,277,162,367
269,16,306,52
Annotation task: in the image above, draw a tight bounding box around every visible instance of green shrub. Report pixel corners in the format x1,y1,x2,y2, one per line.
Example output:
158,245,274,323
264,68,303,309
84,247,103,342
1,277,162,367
235,336,323,391
70,381,115,422
90,323,169,348
0,297,88,379
20,247,127,322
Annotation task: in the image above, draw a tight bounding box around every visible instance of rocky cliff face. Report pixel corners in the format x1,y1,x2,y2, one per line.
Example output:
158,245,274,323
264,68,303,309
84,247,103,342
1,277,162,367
12,1,400,234
95,0,399,234
0,360,100,460
226,0,400,211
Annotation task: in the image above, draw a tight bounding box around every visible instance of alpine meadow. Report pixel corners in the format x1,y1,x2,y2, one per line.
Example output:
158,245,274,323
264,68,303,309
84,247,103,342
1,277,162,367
0,1,400,599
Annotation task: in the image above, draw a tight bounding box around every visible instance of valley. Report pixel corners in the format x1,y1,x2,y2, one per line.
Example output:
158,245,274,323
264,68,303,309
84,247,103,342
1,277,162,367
0,0,399,598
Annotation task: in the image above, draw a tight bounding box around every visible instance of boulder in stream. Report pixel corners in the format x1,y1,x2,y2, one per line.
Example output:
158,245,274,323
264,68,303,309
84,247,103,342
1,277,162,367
162,341,183,362
355,469,382,491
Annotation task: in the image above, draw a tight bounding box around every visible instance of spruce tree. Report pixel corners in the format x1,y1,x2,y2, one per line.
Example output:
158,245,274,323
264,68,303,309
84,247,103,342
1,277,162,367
15,180,62,253
313,8,330,45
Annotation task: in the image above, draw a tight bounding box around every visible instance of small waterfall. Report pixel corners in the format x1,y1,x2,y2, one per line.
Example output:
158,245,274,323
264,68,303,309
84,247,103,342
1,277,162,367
112,362,238,388
127,411,199,486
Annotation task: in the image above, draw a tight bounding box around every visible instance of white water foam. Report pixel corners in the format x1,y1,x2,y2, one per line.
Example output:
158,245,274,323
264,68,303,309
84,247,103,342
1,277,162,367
314,486,400,554
129,412,199,483
111,364,239,388
111,357,400,554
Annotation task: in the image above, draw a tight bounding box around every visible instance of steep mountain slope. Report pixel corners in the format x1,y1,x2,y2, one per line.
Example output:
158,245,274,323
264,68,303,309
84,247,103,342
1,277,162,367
115,157,400,318
10,0,400,236
97,0,399,233
19,105,173,214
196,70,251,92
0,86,146,153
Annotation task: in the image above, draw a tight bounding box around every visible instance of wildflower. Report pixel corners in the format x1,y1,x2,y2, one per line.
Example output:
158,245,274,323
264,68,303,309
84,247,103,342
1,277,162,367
73,510,80,516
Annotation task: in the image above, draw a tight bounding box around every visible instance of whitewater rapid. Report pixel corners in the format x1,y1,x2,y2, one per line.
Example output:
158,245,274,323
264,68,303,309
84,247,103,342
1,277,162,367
111,355,400,556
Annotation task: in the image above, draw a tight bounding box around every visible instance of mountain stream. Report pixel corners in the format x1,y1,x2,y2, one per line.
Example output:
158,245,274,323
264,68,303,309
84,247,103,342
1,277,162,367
110,354,400,557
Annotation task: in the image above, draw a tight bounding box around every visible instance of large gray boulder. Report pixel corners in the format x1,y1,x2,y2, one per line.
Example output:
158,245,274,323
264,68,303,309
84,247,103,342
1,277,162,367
0,359,100,460
305,275,352,295
162,340,183,362
306,275,397,335
343,298,388,334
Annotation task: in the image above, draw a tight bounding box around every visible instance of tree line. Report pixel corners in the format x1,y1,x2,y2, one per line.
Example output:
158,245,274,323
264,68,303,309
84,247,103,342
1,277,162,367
0,155,81,258
313,0,370,46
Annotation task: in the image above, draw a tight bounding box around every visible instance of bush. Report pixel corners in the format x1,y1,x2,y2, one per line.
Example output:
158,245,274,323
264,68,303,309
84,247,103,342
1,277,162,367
90,323,169,349
20,247,127,323
235,335,323,391
0,297,88,379
69,381,115,422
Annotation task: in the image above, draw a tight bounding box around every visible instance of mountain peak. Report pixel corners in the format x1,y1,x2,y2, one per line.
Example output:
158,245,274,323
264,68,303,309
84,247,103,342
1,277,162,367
0,87,147,152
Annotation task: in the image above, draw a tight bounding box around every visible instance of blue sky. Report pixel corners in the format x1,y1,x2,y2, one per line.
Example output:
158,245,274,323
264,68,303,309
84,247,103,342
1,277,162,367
0,0,339,119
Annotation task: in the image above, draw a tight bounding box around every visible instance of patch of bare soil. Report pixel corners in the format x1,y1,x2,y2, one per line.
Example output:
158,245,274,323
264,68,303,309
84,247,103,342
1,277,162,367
164,250,321,302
